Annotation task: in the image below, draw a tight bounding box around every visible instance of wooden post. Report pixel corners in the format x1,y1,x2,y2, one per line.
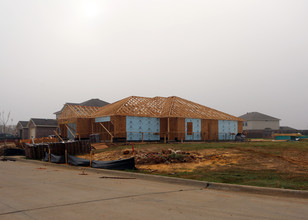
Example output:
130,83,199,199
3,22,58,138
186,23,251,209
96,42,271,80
142,132,144,143
65,148,68,164
48,147,51,162
54,130,64,142
90,150,92,166
167,118,170,143
132,144,135,157
164,134,166,144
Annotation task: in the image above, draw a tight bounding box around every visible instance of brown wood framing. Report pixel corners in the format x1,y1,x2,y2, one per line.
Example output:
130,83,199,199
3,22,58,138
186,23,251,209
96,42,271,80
93,96,243,121
65,124,76,138
58,104,102,120
91,96,242,142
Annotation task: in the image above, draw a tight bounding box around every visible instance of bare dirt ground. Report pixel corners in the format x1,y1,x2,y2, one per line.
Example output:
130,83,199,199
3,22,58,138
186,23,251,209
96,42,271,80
83,143,308,175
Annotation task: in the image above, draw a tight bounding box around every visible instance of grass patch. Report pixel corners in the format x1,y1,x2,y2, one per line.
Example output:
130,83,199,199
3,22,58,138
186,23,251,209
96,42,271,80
98,141,308,190
96,141,308,153
137,168,308,190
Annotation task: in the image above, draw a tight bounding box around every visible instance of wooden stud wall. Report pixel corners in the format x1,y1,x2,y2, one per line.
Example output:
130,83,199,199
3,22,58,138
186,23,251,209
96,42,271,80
92,119,114,141
59,124,67,138
111,115,126,138
76,118,92,138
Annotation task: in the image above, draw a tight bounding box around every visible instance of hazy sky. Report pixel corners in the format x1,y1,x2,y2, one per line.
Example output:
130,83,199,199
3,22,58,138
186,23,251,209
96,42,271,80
0,0,307,129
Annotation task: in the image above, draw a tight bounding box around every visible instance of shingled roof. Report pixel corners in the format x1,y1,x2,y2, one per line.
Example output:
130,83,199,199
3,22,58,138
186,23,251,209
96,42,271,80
79,99,109,107
29,118,58,127
93,96,243,121
18,121,29,128
239,112,280,121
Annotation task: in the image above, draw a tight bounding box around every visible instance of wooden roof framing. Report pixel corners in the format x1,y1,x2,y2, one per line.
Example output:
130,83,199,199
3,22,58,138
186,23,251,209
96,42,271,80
58,104,102,120
93,96,243,121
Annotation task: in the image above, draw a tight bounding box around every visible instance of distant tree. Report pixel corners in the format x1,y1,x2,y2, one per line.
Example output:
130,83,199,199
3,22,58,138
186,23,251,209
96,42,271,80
0,111,13,147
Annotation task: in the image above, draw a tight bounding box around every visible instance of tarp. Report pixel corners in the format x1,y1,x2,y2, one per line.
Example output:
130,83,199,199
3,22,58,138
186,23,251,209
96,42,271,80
91,157,136,170
68,154,90,167
43,153,65,163
42,153,136,170
4,149,25,156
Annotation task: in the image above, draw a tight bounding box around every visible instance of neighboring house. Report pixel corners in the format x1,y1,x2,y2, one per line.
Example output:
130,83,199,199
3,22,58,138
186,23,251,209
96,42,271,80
239,112,280,138
27,118,58,138
240,112,280,130
16,121,29,139
278,126,298,134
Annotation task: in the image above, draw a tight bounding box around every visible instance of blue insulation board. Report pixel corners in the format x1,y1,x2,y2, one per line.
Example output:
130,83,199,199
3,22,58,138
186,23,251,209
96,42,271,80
67,123,76,140
218,120,237,140
185,118,201,141
95,116,111,123
126,116,160,141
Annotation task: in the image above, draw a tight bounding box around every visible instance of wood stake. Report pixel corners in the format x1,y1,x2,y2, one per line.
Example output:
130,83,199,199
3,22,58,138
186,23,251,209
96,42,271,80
48,147,51,162
90,151,92,166
65,149,68,164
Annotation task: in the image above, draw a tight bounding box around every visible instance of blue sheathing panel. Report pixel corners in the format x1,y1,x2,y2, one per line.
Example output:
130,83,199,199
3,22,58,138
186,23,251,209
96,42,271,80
185,118,201,141
218,120,238,140
67,123,76,140
126,116,160,141
95,116,111,123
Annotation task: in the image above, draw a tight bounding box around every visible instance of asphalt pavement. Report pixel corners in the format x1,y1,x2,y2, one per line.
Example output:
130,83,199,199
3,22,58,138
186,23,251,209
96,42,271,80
0,160,307,219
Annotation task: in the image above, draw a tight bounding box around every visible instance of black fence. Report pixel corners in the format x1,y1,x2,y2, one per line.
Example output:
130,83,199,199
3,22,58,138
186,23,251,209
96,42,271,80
24,140,91,160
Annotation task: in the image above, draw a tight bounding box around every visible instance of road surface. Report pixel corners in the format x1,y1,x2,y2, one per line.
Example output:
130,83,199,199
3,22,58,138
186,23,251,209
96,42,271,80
0,160,307,219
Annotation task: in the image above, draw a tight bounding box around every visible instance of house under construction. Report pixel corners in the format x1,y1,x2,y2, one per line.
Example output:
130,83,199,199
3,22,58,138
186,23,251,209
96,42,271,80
56,99,109,139
92,96,243,142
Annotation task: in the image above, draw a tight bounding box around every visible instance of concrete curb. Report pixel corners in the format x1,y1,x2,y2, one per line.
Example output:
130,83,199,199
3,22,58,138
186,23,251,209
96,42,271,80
8,157,308,199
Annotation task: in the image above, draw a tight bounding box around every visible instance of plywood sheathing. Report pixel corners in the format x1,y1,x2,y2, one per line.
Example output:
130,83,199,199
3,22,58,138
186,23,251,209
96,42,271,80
93,96,243,121
201,119,208,141
77,118,92,138
207,119,219,140
238,121,243,133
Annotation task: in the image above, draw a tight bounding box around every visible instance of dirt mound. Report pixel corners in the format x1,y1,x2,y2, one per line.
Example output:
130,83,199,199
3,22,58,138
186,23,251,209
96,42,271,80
136,149,195,165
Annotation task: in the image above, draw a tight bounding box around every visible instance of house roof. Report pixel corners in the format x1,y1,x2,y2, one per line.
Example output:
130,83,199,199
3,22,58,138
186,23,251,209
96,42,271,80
279,126,297,131
93,96,243,121
239,112,280,121
18,121,29,128
29,118,58,127
58,104,102,120
79,99,109,107
54,99,109,115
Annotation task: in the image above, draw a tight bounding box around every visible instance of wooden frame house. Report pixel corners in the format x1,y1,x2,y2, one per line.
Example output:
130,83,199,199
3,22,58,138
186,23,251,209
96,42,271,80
92,96,243,142
57,104,102,140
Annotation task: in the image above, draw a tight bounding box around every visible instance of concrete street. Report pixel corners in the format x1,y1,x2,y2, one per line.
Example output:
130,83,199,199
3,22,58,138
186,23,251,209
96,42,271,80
0,160,307,220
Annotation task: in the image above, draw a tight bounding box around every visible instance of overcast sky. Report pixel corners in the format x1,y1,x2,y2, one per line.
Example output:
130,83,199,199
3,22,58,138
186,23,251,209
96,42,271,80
0,0,307,129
